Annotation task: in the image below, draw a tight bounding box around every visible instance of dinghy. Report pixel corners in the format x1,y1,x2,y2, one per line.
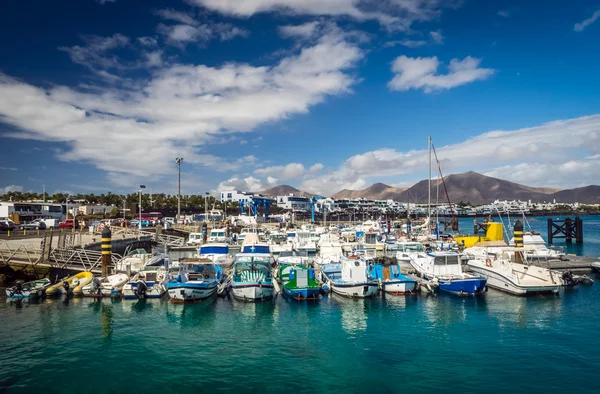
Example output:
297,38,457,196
46,272,94,297
5,279,51,300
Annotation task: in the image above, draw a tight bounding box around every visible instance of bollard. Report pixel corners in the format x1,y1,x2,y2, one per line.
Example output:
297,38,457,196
37,229,40,236
24,229,26,236
514,220,523,264
7,230,10,237
101,227,112,278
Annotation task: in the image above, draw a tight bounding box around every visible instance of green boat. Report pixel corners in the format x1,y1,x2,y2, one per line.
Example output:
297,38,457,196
277,257,321,301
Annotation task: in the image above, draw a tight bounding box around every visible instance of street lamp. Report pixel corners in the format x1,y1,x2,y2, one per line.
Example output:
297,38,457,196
175,157,184,221
204,192,209,223
139,185,146,230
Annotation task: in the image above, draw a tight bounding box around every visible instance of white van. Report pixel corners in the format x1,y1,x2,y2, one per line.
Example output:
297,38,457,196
43,219,60,228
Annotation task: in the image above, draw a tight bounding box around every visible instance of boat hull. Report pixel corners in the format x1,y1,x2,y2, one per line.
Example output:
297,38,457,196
435,277,487,295
331,282,378,298
381,280,418,295
468,264,560,296
232,283,274,302
282,286,320,300
123,281,167,299
168,282,218,303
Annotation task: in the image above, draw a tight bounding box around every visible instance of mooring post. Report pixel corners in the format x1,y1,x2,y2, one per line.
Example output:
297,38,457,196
565,217,572,243
101,226,112,278
547,217,553,244
575,216,583,244
514,220,524,264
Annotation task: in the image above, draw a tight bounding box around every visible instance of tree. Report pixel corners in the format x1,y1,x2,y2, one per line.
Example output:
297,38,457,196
109,207,120,218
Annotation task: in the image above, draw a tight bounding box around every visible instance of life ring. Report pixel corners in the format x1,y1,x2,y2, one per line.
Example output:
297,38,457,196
99,223,105,229
369,228,374,233
485,258,493,267
156,273,164,281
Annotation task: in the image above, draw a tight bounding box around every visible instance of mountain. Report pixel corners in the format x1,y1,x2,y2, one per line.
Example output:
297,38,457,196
258,185,314,198
332,183,407,200
549,186,600,204
333,172,598,205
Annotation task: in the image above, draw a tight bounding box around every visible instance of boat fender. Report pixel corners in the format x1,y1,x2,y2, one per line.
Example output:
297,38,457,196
369,228,374,233
485,258,493,267
354,261,360,267
156,272,165,282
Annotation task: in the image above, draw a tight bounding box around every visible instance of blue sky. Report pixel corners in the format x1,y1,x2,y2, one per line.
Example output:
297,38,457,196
1,0,600,197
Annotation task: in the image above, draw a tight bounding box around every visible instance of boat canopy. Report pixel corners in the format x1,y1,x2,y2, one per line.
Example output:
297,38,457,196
242,244,270,254
200,245,229,255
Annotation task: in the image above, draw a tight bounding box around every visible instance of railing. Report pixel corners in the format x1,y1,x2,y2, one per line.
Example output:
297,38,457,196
49,248,122,272
0,240,42,266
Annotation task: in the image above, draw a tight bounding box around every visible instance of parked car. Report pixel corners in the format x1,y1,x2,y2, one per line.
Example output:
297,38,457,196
19,220,47,230
130,219,150,227
0,220,17,232
58,219,79,228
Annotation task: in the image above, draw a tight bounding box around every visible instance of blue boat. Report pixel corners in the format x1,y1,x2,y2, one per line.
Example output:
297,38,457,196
367,263,418,295
231,253,274,302
167,261,223,303
277,253,320,301
408,251,487,295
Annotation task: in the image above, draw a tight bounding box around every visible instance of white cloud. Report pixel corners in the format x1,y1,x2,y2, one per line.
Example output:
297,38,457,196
58,34,130,71
190,0,456,31
279,21,321,39
138,36,158,46
157,23,249,47
0,26,363,187
429,29,443,44
309,163,324,173
388,55,494,93
255,163,306,179
0,166,18,171
384,39,427,48
299,115,600,195
574,10,600,32
497,10,510,18
217,176,264,192
154,9,199,26
1,185,24,194
97,0,116,4
266,176,278,185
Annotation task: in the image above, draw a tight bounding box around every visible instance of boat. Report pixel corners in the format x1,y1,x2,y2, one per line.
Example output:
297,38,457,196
240,234,270,254
267,231,292,257
187,232,203,245
207,228,229,243
5,278,51,299
167,259,223,303
408,251,487,295
123,265,170,299
367,262,417,295
114,248,153,274
320,255,378,298
395,242,426,265
507,232,567,260
278,261,320,300
593,261,600,273
198,243,233,268
315,233,344,265
231,253,275,301
465,248,561,295
277,250,311,266
358,230,384,252
293,231,317,253
46,272,94,297
81,273,129,298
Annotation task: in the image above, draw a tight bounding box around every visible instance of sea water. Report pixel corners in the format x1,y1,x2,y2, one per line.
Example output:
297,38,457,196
1,215,599,393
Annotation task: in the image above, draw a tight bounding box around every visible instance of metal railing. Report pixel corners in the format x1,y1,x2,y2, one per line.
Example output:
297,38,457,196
0,240,42,266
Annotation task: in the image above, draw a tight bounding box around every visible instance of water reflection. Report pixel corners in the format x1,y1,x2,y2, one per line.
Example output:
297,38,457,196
485,289,563,329
101,303,113,339
333,295,368,335
420,293,488,326
165,299,218,328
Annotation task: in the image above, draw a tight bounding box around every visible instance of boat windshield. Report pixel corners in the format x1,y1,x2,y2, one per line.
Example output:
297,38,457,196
279,250,308,258
270,234,287,243
400,243,425,252
364,233,378,244
433,255,460,265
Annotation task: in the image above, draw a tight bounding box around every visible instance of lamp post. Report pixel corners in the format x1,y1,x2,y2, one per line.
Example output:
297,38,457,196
175,157,184,221
139,185,146,230
204,192,209,223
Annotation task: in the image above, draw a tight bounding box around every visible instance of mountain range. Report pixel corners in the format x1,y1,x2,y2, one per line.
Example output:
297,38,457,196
258,172,600,204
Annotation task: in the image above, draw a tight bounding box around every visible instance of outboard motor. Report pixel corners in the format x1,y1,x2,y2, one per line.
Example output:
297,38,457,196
562,270,576,286
92,277,102,295
63,280,70,294
135,279,148,299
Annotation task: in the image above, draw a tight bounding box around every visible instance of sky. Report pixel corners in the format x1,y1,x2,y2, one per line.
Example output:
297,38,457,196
1,0,600,197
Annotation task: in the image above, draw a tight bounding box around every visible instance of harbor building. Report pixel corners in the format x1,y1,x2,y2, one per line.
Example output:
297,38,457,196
219,190,254,203
277,195,311,211
0,201,64,222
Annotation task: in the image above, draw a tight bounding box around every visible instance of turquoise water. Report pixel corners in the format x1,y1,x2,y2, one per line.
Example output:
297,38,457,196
1,214,599,393
1,287,600,393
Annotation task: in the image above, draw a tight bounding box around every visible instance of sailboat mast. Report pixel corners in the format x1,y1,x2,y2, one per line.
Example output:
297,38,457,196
428,135,431,219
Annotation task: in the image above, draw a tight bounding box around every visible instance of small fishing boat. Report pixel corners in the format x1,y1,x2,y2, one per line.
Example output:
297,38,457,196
46,272,94,297
81,273,129,298
123,265,169,299
277,260,320,301
320,255,378,298
231,253,274,301
367,262,417,295
5,278,51,300
167,259,223,303
409,251,487,296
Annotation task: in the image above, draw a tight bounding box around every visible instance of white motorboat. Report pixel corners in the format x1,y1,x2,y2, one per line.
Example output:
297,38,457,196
81,273,129,298
466,248,562,295
123,265,169,299
293,231,317,253
395,242,426,265
207,228,229,243
167,261,223,303
231,253,275,301
358,231,384,252
320,255,378,298
507,232,566,260
315,233,344,266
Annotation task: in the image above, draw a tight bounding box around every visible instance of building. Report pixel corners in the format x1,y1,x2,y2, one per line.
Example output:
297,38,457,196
219,190,253,203
277,195,311,211
0,201,64,222
78,205,115,216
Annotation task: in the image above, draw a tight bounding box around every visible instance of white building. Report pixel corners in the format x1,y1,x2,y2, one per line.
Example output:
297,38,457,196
78,205,115,216
219,190,253,203
277,195,311,211
0,201,64,222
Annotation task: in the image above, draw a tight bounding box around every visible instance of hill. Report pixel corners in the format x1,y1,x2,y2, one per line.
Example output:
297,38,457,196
332,183,407,200
549,186,600,204
258,185,314,198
